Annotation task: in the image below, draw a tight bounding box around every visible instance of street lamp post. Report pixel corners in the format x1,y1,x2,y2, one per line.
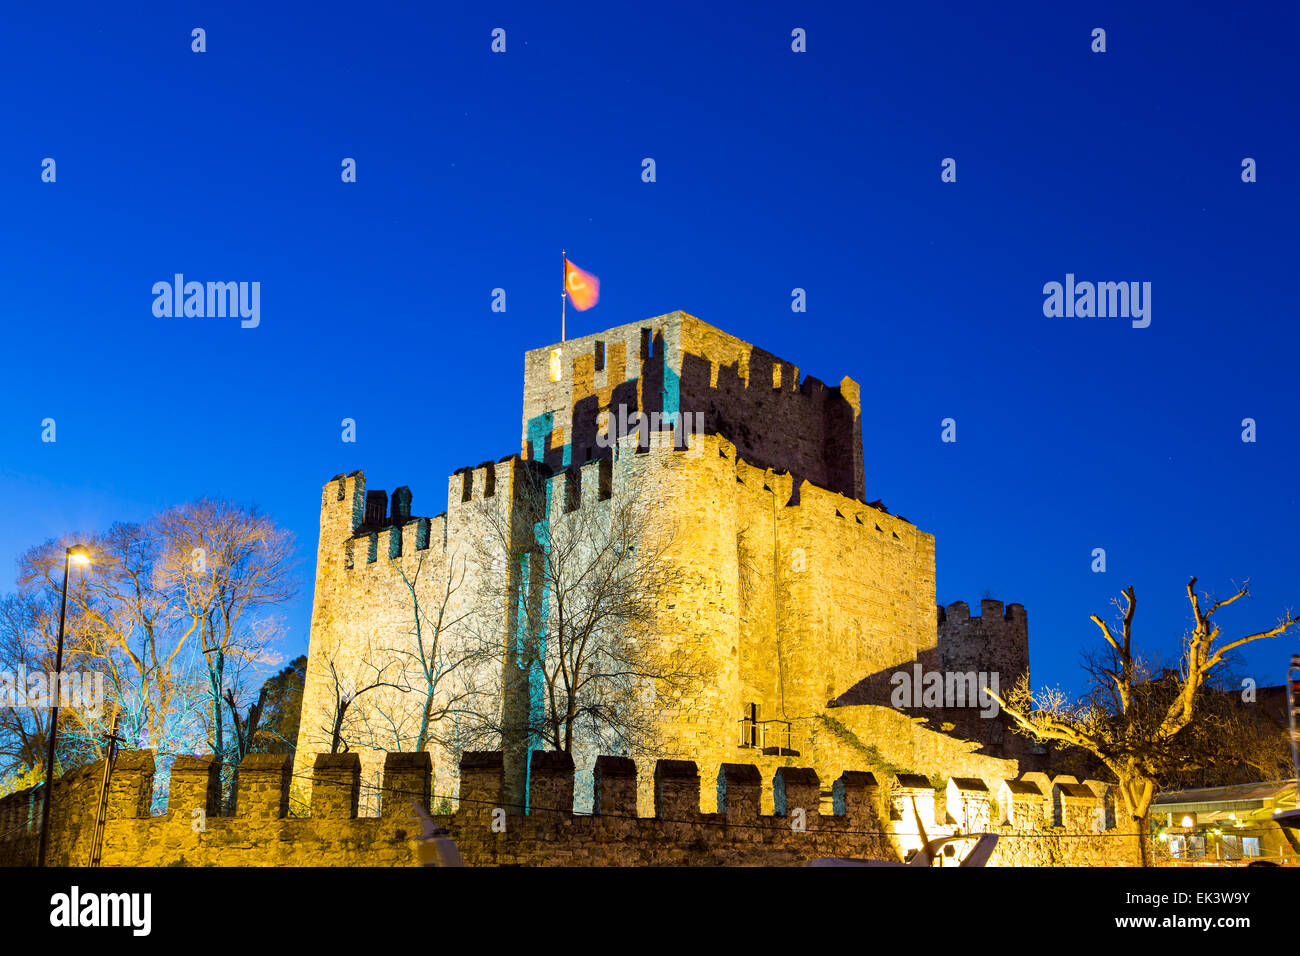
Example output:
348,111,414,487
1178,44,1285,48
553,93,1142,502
37,544,90,868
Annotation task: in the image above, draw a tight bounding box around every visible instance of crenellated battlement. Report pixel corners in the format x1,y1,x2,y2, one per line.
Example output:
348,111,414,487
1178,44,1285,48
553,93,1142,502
323,431,733,574
448,456,523,508
938,600,1028,626
936,599,1030,695
521,311,865,501
0,749,1137,867
523,316,849,435
301,313,1033,818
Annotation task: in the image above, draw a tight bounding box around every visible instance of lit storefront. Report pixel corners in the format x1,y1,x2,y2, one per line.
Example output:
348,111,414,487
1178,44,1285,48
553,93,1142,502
1153,780,1298,865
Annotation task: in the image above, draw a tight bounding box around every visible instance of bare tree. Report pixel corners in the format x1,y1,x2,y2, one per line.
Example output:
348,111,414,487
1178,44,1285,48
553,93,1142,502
1078,646,1293,790
990,577,1297,866
388,550,483,755
313,550,488,809
224,686,267,760
17,527,203,758
218,684,269,808
155,500,296,798
5,503,297,797
309,638,406,755
0,592,61,776
471,464,710,761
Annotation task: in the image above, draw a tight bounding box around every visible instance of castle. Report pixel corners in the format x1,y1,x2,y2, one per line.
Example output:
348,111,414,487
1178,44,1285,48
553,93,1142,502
295,311,1035,815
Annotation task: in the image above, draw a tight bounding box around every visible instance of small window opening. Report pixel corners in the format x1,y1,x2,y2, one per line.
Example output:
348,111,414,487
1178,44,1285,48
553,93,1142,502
564,470,580,512
598,457,612,500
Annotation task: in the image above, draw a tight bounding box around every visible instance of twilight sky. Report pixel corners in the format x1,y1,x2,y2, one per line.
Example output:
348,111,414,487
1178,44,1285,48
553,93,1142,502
2,0,1297,697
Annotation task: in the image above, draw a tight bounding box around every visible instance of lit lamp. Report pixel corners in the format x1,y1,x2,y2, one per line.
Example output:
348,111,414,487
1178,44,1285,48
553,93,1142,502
37,544,91,867
1182,815,1195,829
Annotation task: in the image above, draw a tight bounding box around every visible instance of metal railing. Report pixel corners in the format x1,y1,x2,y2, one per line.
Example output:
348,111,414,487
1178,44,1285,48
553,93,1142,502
738,718,795,753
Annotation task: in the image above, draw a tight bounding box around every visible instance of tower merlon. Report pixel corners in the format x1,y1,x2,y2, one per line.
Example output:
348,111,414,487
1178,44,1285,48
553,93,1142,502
319,470,366,537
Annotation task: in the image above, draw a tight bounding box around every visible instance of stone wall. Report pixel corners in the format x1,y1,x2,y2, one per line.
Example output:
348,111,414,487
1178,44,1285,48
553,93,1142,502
608,433,952,813
520,311,864,500
297,429,956,815
931,600,1036,763
830,597,1040,768
938,600,1030,692
296,313,1036,819
293,460,526,812
0,749,1140,868
0,755,136,867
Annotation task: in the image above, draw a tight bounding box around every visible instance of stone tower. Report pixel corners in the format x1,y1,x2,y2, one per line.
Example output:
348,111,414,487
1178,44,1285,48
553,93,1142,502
296,311,1029,814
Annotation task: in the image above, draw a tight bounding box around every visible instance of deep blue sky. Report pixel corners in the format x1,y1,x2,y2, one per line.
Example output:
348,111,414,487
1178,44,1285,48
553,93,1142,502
2,1,1297,697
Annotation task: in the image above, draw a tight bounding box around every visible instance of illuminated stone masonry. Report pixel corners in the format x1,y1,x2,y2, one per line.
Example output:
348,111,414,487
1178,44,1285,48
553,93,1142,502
294,312,1036,819
0,749,1138,867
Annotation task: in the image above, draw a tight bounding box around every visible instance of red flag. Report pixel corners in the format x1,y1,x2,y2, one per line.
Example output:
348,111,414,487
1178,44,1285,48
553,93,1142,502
564,258,600,311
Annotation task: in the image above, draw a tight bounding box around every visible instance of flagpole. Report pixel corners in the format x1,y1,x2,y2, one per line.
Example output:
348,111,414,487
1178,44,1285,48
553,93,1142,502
561,249,567,343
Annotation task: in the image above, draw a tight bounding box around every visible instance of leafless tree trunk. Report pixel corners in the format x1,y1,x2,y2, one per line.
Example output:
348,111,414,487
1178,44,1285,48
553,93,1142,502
312,650,406,755
990,578,1297,867
222,685,267,809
